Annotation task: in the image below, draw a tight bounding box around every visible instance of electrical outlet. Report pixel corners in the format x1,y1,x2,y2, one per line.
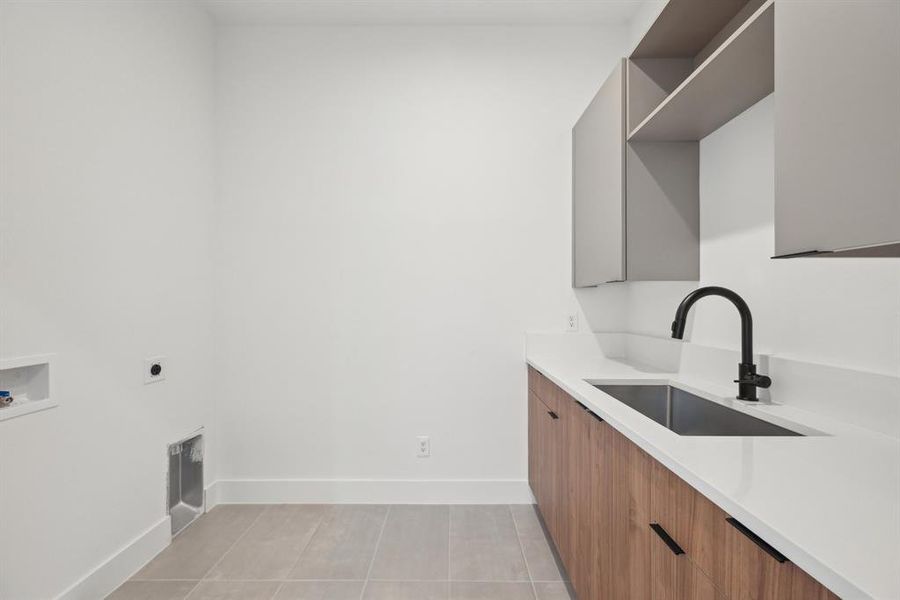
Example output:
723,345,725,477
566,314,579,332
144,356,167,384
416,436,431,458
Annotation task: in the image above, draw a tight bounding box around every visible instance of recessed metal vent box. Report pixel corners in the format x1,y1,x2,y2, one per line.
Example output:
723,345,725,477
168,432,204,536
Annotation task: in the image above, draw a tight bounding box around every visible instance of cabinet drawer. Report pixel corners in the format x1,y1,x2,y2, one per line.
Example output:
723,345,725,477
724,517,840,600
650,521,726,600
650,461,729,589
527,366,559,413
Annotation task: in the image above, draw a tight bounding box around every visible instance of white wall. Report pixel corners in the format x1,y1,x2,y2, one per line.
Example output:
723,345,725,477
214,25,629,497
0,2,215,598
624,95,900,377
626,0,666,51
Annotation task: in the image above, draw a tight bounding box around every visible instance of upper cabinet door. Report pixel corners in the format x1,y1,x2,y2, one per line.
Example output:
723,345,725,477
775,0,900,257
573,59,626,286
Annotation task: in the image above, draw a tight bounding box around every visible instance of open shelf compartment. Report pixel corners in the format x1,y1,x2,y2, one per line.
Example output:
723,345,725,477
627,0,774,142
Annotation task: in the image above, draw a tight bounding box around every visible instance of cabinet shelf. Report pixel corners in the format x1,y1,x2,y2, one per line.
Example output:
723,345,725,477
631,0,753,59
628,0,774,142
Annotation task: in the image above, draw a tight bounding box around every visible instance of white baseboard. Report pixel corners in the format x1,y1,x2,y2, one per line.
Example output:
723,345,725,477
56,516,171,600
207,479,534,504
205,482,221,511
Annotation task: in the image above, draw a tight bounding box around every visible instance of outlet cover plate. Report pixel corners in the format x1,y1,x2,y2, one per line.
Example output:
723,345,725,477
417,435,431,458
144,356,167,384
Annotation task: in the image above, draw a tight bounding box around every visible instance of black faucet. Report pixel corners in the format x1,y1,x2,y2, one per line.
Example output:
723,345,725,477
670,286,771,401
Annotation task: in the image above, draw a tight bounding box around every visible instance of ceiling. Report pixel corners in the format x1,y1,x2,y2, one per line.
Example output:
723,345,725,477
198,0,648,26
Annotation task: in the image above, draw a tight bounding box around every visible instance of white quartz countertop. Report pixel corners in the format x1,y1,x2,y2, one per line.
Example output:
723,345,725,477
526,347,900,600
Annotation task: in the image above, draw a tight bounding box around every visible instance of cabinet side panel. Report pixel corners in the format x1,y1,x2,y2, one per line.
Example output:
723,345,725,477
626,141,700,280
775,0,900,254
573,60,626,286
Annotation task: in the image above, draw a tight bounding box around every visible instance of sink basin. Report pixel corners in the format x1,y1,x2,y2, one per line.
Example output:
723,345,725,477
593,384,803,436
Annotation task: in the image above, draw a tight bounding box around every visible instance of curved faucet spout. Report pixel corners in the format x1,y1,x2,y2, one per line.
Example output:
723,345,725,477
670,286,770,401
671,286,753,364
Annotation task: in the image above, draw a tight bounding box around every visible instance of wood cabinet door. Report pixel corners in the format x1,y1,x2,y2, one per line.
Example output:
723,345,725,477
555,395,574,574
724,518,840,600
788,565,840,600
650,527,726,600
724,517,793,600
589,417,612,599
650,461,728,590
534,394,561,539
591,420,651,599
558,398,594,599
527,391,542,506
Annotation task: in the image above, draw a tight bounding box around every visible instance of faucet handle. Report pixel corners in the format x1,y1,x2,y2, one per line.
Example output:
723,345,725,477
734,374,772,389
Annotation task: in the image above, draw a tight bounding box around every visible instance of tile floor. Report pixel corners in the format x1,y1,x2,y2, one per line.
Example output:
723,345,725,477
108,504,575,600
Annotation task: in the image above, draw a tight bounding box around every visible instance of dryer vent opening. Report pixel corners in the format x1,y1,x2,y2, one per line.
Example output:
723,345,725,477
168,433,203,536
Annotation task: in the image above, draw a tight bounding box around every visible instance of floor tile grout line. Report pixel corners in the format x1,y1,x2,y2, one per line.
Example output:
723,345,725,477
179,580,201,600
196,505,270,583
447,504,452,593
508,504,539,600
271,581,285,600
358,504,392,600
447,504,453,600
282,504,330,579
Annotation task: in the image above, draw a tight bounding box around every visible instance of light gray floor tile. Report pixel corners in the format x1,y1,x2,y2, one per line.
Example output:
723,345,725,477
273,581,365,600
289,505,389,580
532,582,575,600
362,581,449,600
207,504,327,580
449,505,529,581
134,505,266,580
368,505,449,581
450,582,536,600
185,581,281,600
106,581,197,600
509,505,565,582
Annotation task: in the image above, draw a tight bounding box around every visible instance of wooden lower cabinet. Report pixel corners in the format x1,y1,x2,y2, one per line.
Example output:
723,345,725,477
527,366,839,600
595,421,652,599
528,387,560,539
559,394,594,599
527,391,542,512
650,460,729,589
651,529,725,600
723,519,839,600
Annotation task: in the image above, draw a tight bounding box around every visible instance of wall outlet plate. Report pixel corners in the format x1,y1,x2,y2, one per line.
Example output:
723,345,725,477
144,356,167,384
416,435,431,458
566,313,579,332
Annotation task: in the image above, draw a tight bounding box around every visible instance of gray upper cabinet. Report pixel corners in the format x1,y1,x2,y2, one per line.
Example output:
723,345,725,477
573,60,626,286
774,0,900,257
573,60,700,287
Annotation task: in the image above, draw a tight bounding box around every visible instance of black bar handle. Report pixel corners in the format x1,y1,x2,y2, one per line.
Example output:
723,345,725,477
726,518,788,563
649,523,684,556
576,400,603,422
771,249,832,259
547,411,559,420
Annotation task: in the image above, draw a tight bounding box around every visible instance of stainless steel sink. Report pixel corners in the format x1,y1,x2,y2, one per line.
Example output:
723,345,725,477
593,384,803,436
